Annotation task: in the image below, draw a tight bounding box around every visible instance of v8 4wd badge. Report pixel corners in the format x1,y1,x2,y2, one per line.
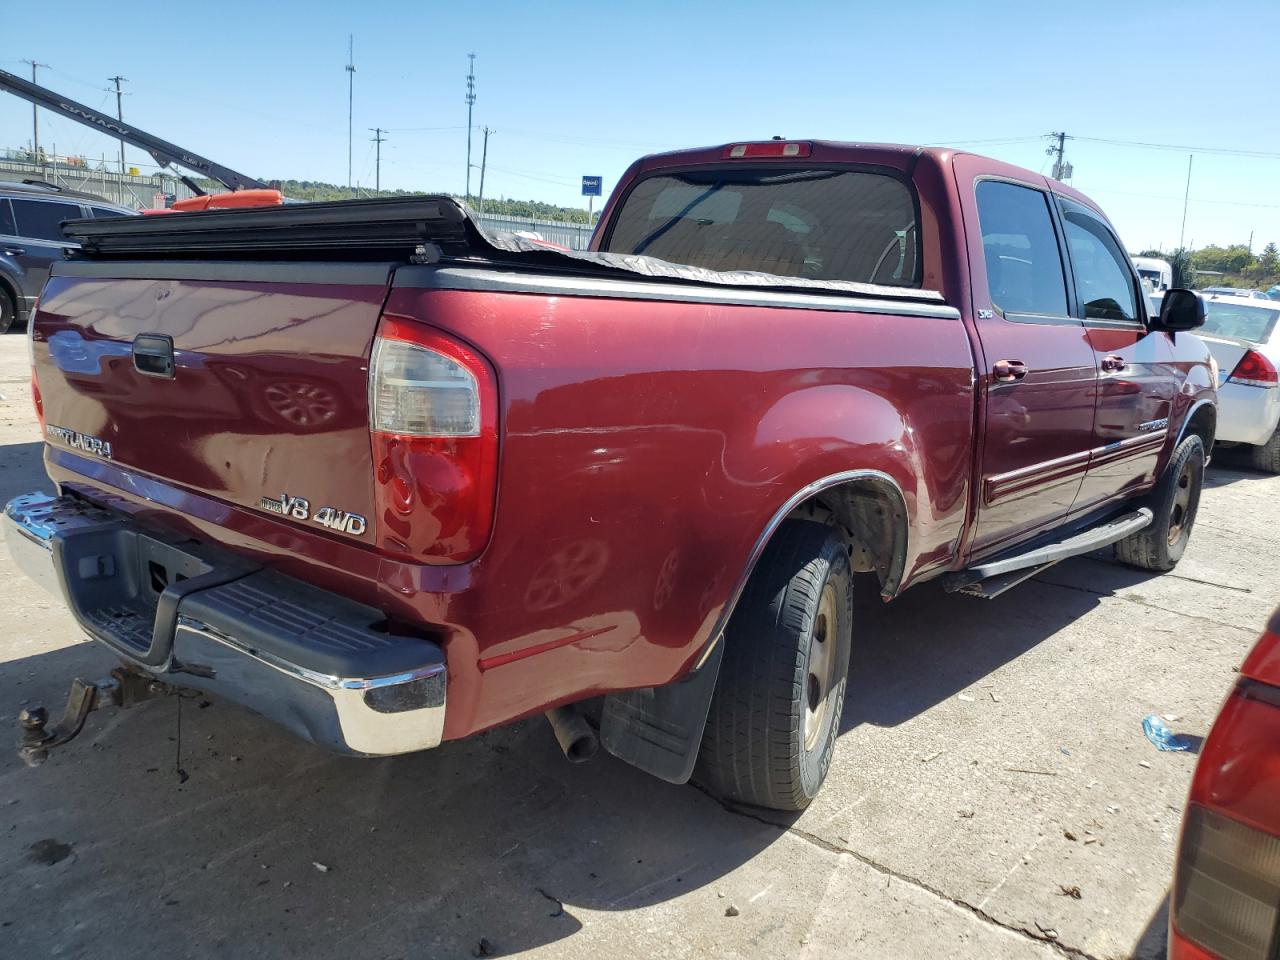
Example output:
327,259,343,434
259,493,367,536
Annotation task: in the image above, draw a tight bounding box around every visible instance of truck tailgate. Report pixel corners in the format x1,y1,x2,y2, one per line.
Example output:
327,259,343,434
33,261,391,544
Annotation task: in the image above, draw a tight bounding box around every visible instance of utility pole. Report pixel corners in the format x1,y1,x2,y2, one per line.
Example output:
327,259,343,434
20,60,49,157
346,35,356,192
108,75,128,176
369,127,387,192
1179,154,1193,251
465,53,476,198
477,126,492,215
1047,131,1072,181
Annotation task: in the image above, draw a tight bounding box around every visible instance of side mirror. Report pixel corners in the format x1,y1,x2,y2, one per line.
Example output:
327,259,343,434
1154,288,1205,332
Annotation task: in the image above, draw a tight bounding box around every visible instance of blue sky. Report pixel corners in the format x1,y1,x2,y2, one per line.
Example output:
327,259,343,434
4,0,1279,252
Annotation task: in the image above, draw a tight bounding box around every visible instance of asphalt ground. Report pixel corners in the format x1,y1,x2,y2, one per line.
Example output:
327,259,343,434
1,331,1275,959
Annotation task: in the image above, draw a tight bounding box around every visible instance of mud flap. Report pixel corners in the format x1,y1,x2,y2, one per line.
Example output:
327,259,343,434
600,641,723,784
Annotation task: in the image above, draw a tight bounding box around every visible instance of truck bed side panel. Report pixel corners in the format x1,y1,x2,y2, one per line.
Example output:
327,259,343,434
379,275,976,738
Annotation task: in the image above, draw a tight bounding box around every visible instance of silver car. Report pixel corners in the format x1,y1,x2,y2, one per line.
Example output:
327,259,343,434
1195,294,1280,471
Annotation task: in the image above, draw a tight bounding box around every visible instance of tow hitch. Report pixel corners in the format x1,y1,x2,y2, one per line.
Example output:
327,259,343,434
17,667,179,766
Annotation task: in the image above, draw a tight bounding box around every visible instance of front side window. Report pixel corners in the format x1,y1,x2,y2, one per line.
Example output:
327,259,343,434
603,167,919,286
974,180,1070,318
10,199,82,242
1059,199,1139,323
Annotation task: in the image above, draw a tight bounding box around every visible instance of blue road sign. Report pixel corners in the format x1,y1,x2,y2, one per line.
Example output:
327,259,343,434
581,175,603,197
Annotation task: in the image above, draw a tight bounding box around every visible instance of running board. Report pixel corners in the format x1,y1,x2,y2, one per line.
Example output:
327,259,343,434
944,508,1153,599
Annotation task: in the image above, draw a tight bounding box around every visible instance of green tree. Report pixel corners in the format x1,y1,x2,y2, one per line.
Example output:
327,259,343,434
1169,248,1196,289
1193,244,1256,275
1260,242,1279,275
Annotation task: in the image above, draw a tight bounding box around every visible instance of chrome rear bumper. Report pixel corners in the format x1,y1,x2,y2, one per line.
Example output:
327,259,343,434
2,492,446,756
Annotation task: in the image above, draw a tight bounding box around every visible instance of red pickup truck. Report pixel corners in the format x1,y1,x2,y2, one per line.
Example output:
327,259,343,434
5,140,1216,811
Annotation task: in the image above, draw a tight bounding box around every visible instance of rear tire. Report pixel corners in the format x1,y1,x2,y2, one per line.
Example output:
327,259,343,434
1249,427,1280,474
0,287,15,335
1115,434,1205,572
697,520,853,812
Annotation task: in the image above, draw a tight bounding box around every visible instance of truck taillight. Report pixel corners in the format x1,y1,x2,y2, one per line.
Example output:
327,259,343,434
1227,349,1278,388
28,298,43,431
368,316,498,564
723,141,812,159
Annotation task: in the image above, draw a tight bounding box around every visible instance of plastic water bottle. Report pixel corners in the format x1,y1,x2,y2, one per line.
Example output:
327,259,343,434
1143,714,1191,752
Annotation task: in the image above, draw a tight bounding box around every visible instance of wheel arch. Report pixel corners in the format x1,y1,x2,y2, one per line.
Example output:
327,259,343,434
1176,397,1217,460
694,469,910,669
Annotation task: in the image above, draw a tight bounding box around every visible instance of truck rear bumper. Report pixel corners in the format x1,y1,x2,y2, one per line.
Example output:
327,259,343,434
2,491,447,756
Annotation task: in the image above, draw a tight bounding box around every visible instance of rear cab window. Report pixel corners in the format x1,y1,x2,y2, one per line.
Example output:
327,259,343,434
602,167,920,286
1200,300,1280,344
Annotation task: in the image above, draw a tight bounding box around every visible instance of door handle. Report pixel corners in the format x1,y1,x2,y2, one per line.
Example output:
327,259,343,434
133,334,175,379
1101,355,1128,373
3,247,25,256
993,359,1029,382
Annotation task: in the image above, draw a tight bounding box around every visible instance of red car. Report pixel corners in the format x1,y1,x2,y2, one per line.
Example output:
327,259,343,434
1169,609,1280,959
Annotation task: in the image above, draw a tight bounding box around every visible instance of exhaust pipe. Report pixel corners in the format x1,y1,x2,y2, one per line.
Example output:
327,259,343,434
546,706,598,764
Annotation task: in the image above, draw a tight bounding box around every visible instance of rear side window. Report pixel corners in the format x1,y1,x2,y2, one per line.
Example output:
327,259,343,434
1200,301,1280,344
603,168,919,286
0,199,14,236
1059,198,1139,323
10,199,82,242
975,180,1069,319
90,207,125,218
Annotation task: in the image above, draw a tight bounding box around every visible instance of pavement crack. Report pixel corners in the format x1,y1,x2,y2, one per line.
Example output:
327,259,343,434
1032,576,1250,633
692,783,1104,960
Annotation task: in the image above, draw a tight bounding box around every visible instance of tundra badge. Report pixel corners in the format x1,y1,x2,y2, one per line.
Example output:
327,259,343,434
46,425,113,459
259,493,367,536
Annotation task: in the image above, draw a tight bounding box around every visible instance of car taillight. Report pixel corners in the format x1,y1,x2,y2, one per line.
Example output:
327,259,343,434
1227,349,1278,388
28,297,43,431
1172,680,1280,960
368,316,498,564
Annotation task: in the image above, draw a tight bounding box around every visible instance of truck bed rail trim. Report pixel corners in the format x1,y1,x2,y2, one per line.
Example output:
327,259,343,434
396,267,962,320
51,260,396,286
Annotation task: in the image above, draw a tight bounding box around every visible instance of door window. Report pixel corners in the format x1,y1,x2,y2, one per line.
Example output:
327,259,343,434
10,199,82,242
1059,199,1139,324
975,180,1070,320
0,199,15,236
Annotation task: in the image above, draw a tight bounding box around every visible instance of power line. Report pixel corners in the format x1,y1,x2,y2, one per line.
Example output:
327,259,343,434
1065,133,1280,160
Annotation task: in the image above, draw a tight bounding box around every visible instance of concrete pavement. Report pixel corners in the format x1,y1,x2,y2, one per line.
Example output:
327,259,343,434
0,332,1274,959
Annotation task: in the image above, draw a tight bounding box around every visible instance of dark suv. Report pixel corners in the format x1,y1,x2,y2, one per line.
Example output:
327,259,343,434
0,180,134,333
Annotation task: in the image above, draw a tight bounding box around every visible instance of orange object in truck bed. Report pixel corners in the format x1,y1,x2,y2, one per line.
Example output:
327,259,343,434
169,189,284,212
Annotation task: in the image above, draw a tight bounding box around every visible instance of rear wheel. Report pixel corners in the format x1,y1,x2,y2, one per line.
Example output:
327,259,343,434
0,287,16,335
1249,427,1280,474
1115,434,1205,571
697,520,853,811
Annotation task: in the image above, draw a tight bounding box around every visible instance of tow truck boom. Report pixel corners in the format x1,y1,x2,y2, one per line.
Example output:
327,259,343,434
0,67,265,195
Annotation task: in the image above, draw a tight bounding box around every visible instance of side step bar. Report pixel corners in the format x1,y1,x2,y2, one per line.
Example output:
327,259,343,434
944,508,1153,599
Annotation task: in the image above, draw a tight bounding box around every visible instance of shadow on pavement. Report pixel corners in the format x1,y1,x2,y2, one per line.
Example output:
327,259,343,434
1,639,785,959
1132,892,1170,960
0,441,48,504
840,553,1163,733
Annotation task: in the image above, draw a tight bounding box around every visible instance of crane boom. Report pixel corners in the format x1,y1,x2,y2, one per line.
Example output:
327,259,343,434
0,67,266,195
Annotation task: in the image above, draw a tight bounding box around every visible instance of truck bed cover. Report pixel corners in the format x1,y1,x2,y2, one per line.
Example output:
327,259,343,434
61,195,945,305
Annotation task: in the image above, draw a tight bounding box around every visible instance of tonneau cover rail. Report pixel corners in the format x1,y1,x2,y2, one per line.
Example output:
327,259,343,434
61,194,946,305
